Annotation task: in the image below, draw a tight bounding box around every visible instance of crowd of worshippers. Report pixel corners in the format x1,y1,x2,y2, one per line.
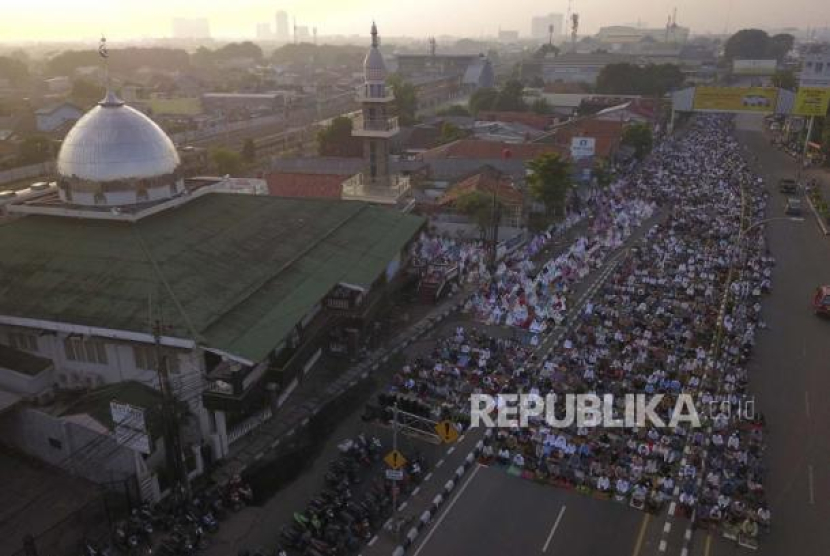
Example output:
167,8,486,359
389,116,771,543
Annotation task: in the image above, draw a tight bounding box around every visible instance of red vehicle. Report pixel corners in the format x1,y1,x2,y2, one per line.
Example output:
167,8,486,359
813,286,830,316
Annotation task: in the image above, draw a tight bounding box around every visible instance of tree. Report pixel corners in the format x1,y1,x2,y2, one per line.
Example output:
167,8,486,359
768,34,795,61
534,44,559,59
454,190,501,237
596,63,684,96
527,153,572,218
317,116,360,157
211,148,242,176
622,123,653,160
70,79,105,104
531,98,551,114
0,56,29,84
436,105,471,117
17,136,54,165
242,138,256,162
771,69,797,91
723,29,771,60
494,80,526,112
438,122,467,145
469,87,498,115
387,74,418,126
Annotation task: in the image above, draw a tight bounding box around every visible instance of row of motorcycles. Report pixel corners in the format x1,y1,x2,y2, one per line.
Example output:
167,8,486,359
108,475,254,555
278,434,390,556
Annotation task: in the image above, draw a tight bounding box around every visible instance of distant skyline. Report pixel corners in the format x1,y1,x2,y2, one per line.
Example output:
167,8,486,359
1,0,828,42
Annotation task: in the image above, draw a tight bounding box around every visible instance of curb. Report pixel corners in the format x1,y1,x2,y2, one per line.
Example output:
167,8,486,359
804,194,830,236
391,439,484,554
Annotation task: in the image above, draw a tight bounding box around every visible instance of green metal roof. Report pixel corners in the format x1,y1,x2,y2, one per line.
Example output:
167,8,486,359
0,194,424,362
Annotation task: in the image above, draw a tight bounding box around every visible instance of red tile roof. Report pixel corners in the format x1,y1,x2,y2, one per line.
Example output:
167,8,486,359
266,172,346,199
420,139,566,161
536,118,625,158
439,165,524,206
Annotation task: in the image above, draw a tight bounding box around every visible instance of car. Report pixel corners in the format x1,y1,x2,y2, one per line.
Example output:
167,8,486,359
813,286,830,316
778,178,798,194
785,198,802,215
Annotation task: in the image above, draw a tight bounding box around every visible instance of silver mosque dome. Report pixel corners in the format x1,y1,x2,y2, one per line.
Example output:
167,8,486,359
363,22,387,82
57,91,180,183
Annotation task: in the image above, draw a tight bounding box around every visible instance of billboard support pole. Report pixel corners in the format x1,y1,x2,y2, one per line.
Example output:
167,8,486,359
798,115,814,182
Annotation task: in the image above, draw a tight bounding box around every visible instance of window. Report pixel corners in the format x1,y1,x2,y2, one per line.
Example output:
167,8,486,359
133,345,180,373
63,337,108,365
8,332,38,352
816,62,825,73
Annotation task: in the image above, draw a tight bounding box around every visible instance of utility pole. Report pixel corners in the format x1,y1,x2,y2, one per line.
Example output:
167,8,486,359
488,185,501,272
153,317,190,502
393,403,399,511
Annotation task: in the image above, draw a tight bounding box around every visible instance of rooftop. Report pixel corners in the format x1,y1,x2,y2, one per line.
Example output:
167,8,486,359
0,193,424,364
0,344,53,377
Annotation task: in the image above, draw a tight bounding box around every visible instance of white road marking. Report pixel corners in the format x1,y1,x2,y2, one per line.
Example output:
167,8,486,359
663,522,672,534
808,464,815,505
542,505,567,553
413,464,483,556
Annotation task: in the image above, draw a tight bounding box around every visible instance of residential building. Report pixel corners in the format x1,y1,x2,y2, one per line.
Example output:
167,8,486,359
543,52,634,85
35,102,83,134
0,85,423,501
800,47,830,88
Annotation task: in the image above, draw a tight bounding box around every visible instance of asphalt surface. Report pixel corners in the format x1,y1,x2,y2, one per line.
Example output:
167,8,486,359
704,114,830,556
412,464,646,556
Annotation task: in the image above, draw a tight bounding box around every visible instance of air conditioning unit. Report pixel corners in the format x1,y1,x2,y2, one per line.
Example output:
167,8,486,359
70,371,83,388
91,374,104,388
57,373,69,387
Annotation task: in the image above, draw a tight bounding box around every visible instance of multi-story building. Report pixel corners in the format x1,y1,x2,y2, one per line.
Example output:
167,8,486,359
275,10,289,41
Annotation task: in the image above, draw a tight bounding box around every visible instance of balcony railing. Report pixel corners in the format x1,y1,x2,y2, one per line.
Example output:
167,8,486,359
353,115,399,135
342,173,411,204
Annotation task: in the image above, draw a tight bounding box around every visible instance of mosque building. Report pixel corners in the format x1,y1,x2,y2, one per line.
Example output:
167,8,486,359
0,34,424,501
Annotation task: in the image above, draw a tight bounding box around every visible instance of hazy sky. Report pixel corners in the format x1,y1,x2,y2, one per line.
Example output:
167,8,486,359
1,0,828,42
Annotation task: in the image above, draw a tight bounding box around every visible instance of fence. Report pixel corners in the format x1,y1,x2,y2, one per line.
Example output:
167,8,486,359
0,163,54,186
6,479,134,556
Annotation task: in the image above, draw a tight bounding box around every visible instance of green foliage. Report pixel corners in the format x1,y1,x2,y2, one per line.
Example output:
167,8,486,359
534,43,559,59
17,136,53,165
242,138,256,162
494,80,526,111
211,147,242,176
622,123,653,159
271,44,365,68
771,69,797,91
70,79,105,103
527,153,572,218
438,122,467,145
47,48,190,76
723,29,793,61
317,116,360,157
531,97,551,114
768,34,795,60
454,190,501,235
593,160,614,188
596,63,684,96
436,105,471,117
0,56,29,84
387,74,418,126
469,87,498,115
191,42,263,68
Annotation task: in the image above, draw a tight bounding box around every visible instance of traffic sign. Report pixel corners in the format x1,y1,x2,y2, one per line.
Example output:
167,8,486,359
384,449,407,470
385,469,404,481
435,420,459,444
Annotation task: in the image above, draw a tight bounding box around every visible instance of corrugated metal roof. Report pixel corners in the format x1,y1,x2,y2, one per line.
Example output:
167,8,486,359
0,193,424,363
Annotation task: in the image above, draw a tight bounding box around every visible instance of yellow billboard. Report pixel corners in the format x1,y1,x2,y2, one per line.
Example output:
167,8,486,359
692,87,779,113
793,87,830,117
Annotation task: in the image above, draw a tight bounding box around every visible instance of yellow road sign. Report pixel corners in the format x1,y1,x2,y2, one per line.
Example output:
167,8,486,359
435,420,460,444
384,449,407,470
794,87,830,117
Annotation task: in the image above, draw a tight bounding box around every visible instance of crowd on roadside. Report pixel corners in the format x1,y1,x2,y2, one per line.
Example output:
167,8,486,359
388,115,771,545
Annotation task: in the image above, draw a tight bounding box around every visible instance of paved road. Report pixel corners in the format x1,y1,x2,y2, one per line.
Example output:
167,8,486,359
679,114,830,556
412,465,646,556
